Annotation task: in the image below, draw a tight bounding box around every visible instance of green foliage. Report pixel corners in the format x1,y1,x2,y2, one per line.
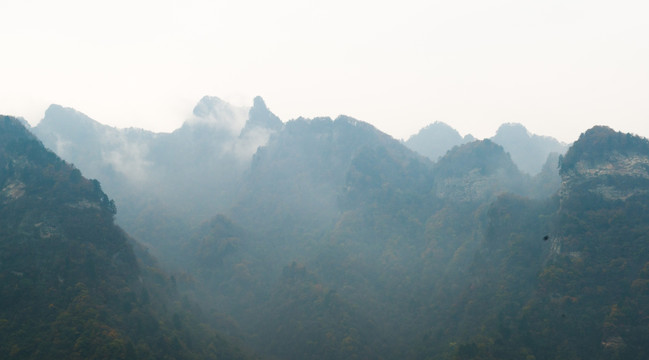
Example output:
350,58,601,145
423,128,649,360
0,117,252,360
23,107,649,360
254,262,383,360
560,126,649,174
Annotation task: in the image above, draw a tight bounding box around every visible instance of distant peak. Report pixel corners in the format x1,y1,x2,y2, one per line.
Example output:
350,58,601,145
495,123,530,138
243,96,282,133
192,96,228,118
410,122,462,140
46,103,64,112
252,96,268,110
425,121,457,132
44,104,76,117
405,121,467,161
44,104,92,117
187,95,250,135
40,104,98,129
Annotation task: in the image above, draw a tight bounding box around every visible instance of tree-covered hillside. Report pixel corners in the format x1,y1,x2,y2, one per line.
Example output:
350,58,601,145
420,126,649,359
0,116,251,360
23,98,649,359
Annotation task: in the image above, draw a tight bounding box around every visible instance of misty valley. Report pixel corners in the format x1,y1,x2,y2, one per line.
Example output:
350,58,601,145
2,96,649,359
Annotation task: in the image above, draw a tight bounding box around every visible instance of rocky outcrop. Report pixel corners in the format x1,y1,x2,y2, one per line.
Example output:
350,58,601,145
559,126,649,201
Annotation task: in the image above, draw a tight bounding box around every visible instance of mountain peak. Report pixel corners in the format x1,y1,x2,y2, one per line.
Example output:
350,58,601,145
405,121,474,161
560,126,649,201
433,139,528,201
561,125,649,172
253,95,268,110
188,95,249,134
334,115,370,129
491,122,567,175
242,95,282,134
575,125,618,144
425,121,461,133
40,104,99,129
435,139,517,177
44,103,84,118
494,123,530,139
192,96,227,118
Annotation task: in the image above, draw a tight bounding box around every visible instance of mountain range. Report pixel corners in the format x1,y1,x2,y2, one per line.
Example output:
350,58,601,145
2,96,649,359
405,121,568,174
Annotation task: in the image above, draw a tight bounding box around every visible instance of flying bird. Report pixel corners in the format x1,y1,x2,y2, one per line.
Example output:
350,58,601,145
543,235,549,241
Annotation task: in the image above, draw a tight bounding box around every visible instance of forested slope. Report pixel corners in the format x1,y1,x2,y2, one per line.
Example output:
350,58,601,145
25,98,649,359
0,116,251,360
421,126,649,359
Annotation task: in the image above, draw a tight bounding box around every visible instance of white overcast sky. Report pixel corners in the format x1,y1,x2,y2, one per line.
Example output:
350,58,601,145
1,0,648,143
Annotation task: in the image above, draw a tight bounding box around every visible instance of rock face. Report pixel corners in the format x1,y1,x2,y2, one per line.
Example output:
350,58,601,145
553,126,649,267
544,126,649,358
559,126,649,201
564,153,649,201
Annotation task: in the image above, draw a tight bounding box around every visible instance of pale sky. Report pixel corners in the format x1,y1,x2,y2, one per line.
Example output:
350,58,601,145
1,0,648,143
